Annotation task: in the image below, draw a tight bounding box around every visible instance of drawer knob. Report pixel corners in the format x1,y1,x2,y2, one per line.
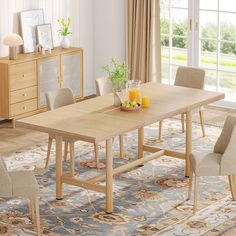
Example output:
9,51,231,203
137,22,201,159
22,74,25,78
22,93,26,97
22,106,26,110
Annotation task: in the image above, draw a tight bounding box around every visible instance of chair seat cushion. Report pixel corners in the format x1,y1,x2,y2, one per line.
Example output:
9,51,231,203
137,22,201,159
190,152,222,176
8,171,39,197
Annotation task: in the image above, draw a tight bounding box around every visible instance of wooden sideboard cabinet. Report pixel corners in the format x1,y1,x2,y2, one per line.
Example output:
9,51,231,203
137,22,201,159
0,47,83,124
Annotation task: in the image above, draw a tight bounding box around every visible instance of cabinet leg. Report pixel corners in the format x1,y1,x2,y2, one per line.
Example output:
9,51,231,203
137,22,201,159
12,118,16,128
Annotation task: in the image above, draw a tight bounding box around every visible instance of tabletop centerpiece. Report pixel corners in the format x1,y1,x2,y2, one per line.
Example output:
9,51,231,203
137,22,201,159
102,58,129,106
120,80,142,112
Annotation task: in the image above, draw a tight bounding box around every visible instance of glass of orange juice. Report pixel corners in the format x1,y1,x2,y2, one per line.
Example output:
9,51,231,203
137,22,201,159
128,80,141,103
142,96,150,108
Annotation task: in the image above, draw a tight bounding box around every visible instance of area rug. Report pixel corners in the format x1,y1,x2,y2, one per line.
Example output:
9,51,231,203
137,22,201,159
1,119,236,236
191,108,236,128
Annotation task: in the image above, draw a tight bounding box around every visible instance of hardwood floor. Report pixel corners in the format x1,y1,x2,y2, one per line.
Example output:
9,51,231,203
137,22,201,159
0,96,97,155
0,120,47,155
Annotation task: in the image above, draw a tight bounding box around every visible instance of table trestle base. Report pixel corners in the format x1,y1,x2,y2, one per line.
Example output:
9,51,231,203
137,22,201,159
142,145,185,160
89,150,164,184
61,175,106,193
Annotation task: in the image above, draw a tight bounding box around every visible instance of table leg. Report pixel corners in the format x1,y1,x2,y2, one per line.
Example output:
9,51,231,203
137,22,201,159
185,111,192,177
138,127,144,159
106,138,113,213
56,135,63,200
119,135,124,158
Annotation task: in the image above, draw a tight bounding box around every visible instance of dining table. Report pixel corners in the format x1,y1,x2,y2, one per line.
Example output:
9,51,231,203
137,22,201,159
16,82,225,213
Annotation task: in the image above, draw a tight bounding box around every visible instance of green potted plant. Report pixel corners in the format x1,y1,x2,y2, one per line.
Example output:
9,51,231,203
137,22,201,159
102,58,129,106
57,17,72,49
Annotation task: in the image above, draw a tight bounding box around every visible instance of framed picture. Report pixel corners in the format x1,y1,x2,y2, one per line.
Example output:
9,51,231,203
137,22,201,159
20,9,45,53
36,24,53,49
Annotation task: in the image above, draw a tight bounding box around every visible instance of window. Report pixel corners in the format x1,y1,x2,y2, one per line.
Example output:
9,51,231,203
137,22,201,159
161,0,189,84
161,0,236,106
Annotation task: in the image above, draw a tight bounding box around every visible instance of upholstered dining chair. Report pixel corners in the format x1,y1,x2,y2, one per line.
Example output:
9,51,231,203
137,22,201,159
95,77,124,157
0,157,40,235
44,88,100,171
95,77,113,97
158,66,206,140
188,115,236,213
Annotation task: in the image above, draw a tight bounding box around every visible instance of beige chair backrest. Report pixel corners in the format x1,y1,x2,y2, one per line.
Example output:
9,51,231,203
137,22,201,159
214,115,236,154
174,66,205,89
0,158,12,197
45,88,74,110
95,77,113,96
220,125,236,175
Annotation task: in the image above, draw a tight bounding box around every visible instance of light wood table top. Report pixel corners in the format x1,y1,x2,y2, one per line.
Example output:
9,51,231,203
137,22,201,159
16,82,225,213
16,82,224,142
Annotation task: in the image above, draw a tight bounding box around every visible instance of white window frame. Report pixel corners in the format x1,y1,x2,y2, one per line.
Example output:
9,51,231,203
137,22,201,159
161,0,236,107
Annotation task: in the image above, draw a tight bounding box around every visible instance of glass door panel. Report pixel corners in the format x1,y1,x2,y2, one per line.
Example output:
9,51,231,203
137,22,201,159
160,0,236,106
160,0,188,85
219,0,236,12
200,0,218,10
38,57,60,107
204,69,217,92
198,0,236,104
200,39,217,70
171,0,188,8
62,52,82,98
219,71,236,101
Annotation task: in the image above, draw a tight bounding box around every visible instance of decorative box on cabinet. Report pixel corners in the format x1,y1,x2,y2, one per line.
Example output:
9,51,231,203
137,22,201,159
0,47,83,125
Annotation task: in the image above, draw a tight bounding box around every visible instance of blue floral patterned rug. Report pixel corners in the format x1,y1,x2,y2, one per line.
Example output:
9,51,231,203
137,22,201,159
1,119,236,236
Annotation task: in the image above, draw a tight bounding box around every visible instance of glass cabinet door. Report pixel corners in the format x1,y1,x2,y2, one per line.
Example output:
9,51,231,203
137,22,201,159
38,57,60,107
62,52,83,98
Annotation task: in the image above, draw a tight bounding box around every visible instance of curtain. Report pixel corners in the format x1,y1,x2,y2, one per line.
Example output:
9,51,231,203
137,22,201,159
128,0,161,83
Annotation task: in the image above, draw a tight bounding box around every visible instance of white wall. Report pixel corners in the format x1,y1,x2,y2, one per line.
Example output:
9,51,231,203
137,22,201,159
93,0,126,80
0,0,72,55
0,0,126,96
78,0,94,96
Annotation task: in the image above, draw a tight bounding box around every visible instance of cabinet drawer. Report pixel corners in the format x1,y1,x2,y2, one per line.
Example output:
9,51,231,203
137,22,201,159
10,86,37,104
10,99,38,117
9,61,37,91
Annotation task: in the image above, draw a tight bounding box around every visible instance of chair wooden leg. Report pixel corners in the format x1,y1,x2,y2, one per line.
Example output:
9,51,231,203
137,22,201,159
181,113,185,133
199,110,206,137
228,175,236,201
188,167,193,200
34,196,40,236
119,135,124,158
69,142,75,177
64,141,69,161
30,197,35,220
193,176,200,213
158,120,163,140
27,199,32,219
94,143,99,168
45,136,53,169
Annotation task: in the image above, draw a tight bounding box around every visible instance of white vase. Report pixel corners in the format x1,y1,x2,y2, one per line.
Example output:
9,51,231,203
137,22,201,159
60,36,70,49
113,92,121,107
